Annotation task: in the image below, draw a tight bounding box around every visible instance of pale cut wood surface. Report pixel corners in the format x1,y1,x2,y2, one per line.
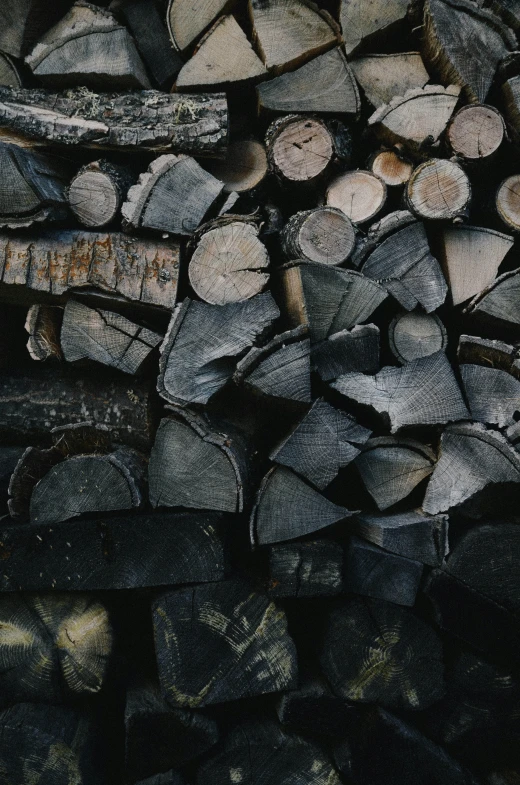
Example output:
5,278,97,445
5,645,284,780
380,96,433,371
326,170,386,224
68,159,133,228
204,140,267,193
389,311,447,363
167,0,231,51
267,115,334,183
406,159,471,220
370,150,413,187
351,53,429,108
465,266,520,326
281,207,356,266
340,0,409,55
447,104,505,160
496,174,520,231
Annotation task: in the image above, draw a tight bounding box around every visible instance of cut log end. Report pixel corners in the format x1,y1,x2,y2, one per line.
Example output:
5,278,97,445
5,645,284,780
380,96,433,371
281,207,356,266
204,140,268,193
369,149,413,187
496,174,520,231
267,116,334,183
406,159,471,221
448,104,505,160
389,311,447,363
326,170,386,224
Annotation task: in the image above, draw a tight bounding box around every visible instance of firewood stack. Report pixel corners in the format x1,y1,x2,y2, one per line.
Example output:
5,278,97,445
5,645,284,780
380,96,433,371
1,0,520,782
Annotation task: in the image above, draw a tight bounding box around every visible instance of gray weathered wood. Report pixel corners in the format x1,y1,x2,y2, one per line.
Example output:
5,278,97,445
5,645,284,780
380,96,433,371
351,52,429,108
0,53,22,87
268,539,344,597
0,0,72,58
465,266,520,328
345,536,424,607
281,207,356,266
447,103,505,161
68,159,134,228
389,311,447,364
312,324,380,381
353,510,449,566
496,173,520,231
340,0,409,55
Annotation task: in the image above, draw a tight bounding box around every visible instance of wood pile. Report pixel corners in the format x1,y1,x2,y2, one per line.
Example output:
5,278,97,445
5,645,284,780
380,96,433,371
1,0,520,783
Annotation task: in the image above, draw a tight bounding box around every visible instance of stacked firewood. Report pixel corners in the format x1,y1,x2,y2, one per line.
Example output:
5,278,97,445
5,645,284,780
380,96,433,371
1,0,520,783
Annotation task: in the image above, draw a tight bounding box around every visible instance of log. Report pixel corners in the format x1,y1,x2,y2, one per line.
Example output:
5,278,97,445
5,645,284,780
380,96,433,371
149,410,252,513
369,148,413,187
0,0,72,58
326,170,386,225
389,311,447,364
423,0,515,102
423,422,520,515
0,53,22,87
60,299,162,374
339,0,409,56
351,53,430,108
281,207,356,266
153,580,298,707
122,154,226,237
332,351,469,433
188,217,270,305
465,266,520,330
353,509,449,566
312,323,381,381
0,231,180,310
251,465,355,545
0,86,228,155
265,114,336,186
460,363,520,427
167,0,231,52
277,678,359,738
257,47,359,116
267,539,344,597
355,436,436,511
68,159,134,228
203,140,268,193
25,2,152,89
125,681,218,782
345,535,424,607
157,293,279,407
350,208,416,267
176,16,267,88
320,597,445,709
502,75,520,142
0,511,226,591
0,141,69,228
447,104,505,162
249,0,340,72
279,261,388,343
0,593,112,703
368,84,461,150
25,303,63,361
406,159,471,222
496,174,520,232
457,332,519,371
0,447,24,511
269,398,371,490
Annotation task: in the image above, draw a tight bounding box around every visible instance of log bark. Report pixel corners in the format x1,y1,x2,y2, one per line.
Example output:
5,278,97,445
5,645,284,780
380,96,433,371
25,303,63,360
311,324,380,381
369,148,413,187
153,581,298,707
353,509,449,566
389,311,447,363
281,207,356,266
351,52,430,108
68,159,134,228
265,114,336,186
203,140,268,193
267,539,344,597
340,0,409,55
326,170,386,225
406,159,471,221
447,104,505,161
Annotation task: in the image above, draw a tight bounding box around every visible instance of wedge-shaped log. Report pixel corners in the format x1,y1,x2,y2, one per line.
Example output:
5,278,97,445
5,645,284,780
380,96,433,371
351,209,415,267
345,536,424,607
355,436,436,511
281,207,356,266
465,266,520,329
0,0,72,58
0,511,226,591
25,1,151,89
423,422,520,514
351,52,429,108
68,159,134,228
257,47,359,115
0,86,228,154
461,363,520,427
270,399,371,490
353,510,449,566
320,597,445,709
0,593,112,704
251,465,355,545
423,0,515,102
153,581,298,708
167,0,231,52
268,540,344,597
158,293,279,406
332,352,469,433
447,104,505,161
406,159,471,221
149,410,252,513
389,311,447,364
496,173,520,231
61,299,162,374
312,324,380,380
340,0,409,55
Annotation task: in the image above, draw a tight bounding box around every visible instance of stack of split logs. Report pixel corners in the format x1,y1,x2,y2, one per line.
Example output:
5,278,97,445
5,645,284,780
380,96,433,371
2,0,520,783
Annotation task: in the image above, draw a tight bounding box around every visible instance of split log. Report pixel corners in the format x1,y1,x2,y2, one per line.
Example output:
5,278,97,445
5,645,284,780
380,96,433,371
0,511,226,591
0,0,72,58
277,678,359,738
265,114,336,186
320,597,445,709
355,436,436,511
188,217,269,305
502,75,520,142
389,311,447,364
149,410,252,513
125,682,218,782
157,293,279,407
447,104,505,162
369,149,413,187
198,723,340,785
0,593,112,703
25,303,63,361
167,0,231,52
249,0,340,72
176,16,266,88
0,142,69,228
279,261,388,343
332,351,469,432
25,2,151,89
270,399,371,489
368,84,461,150
203,140,268,193
353,509,449,566
234,327,311,404
0,86,228,155
281,207,356,266
439,225,513,305
457,332,519,371
122,154,226,237
406,159,471,221
326,170,386,225
339,0,409,56
351,53,429,108
460,363,520,427
251,465,355,545
267,539,344,597
496,174,520,232
0,53,22,87
257,47,359,115
350,209,416,267
423,422,520,515
68,160,134,228
0,231,180,309
60,299,162,374
423,0,515,102
153,580,298,707
312,324,380,381
465,267,520,330
359,219,447,312
345,536,424,607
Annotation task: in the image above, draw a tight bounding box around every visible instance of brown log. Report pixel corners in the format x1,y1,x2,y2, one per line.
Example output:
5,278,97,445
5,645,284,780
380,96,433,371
25,303,62,361
369,149,413,187
447,104,505,162
265,114,335,186
406,159,471,221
